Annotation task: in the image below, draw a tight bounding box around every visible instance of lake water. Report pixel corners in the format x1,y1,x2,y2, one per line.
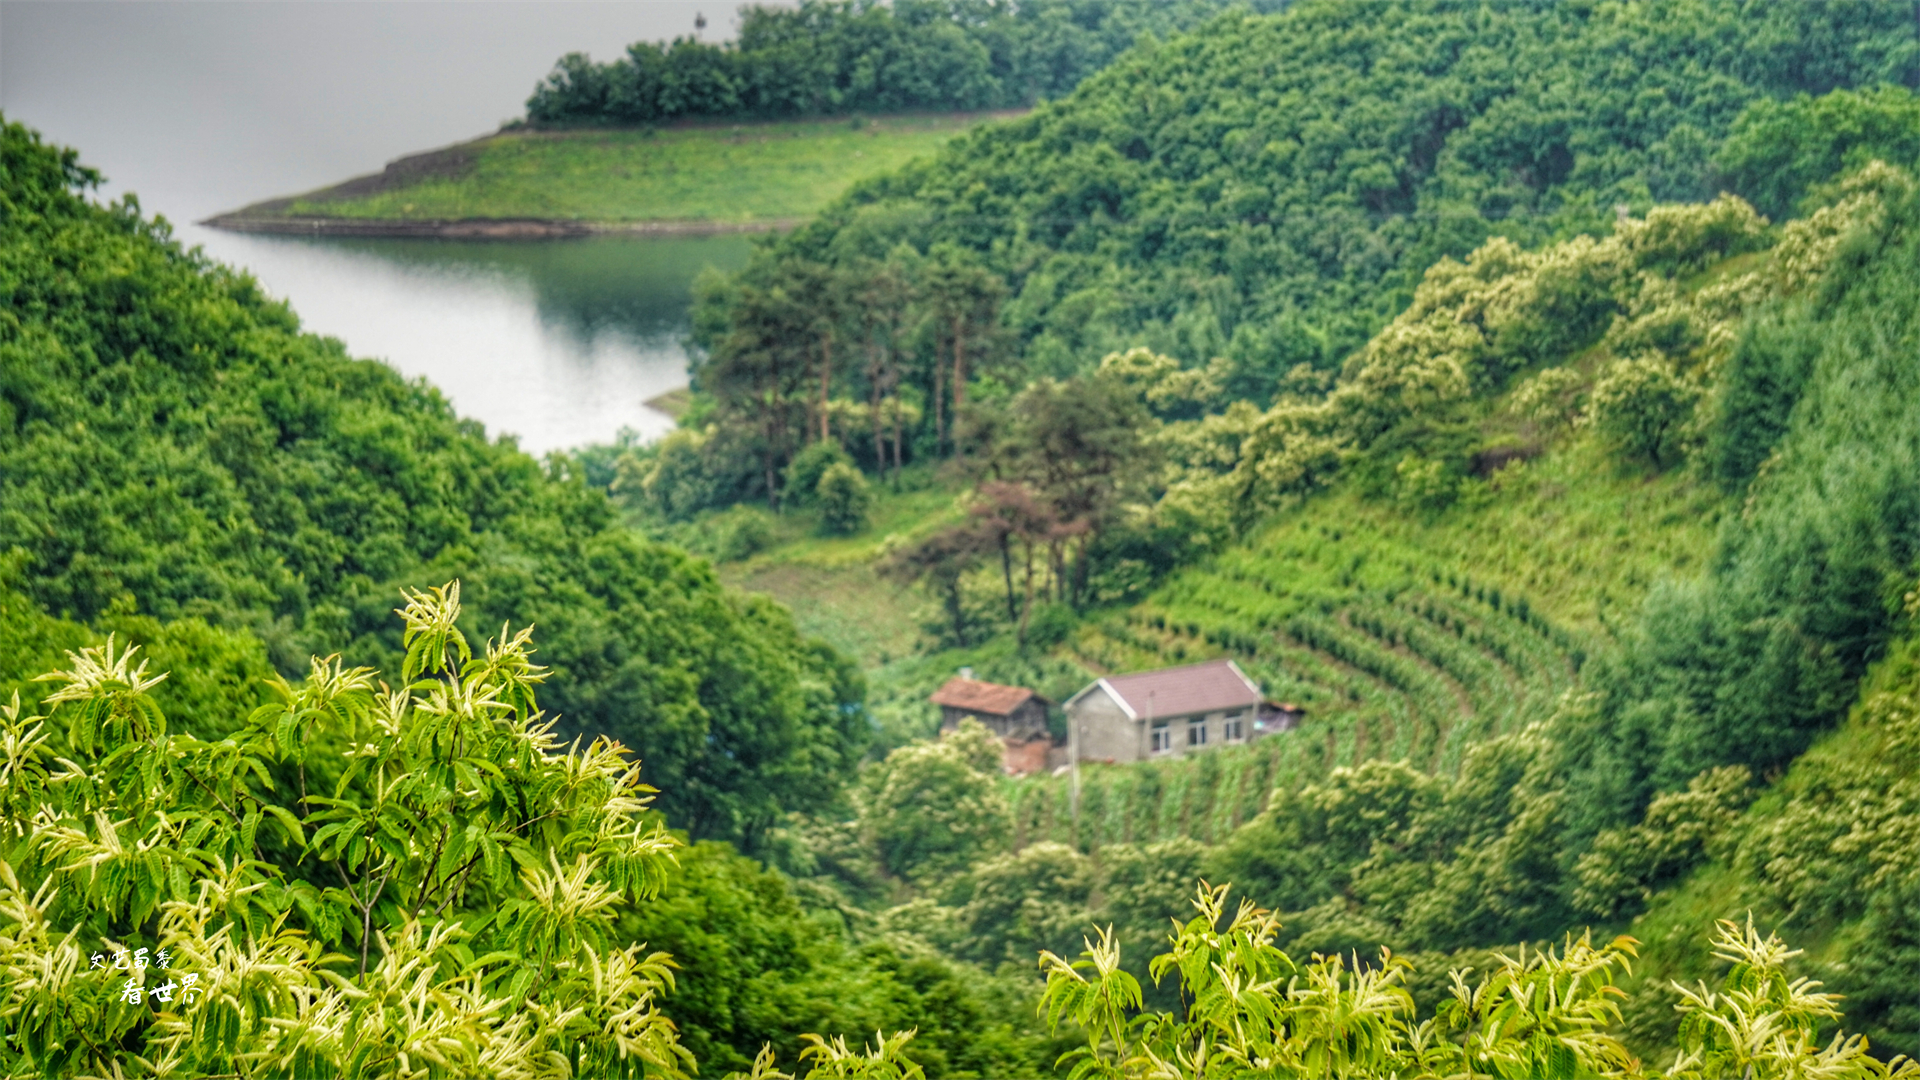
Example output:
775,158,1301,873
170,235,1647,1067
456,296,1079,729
190,229,754,455
8,1,765,456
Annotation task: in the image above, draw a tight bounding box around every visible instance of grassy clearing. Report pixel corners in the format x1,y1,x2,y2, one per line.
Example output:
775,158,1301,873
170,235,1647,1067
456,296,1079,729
713,469,967,625
706,469,1096,752
277,113,1010,224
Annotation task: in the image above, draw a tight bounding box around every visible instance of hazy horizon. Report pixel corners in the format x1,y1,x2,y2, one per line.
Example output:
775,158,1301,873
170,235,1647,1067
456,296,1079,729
1,1,755,229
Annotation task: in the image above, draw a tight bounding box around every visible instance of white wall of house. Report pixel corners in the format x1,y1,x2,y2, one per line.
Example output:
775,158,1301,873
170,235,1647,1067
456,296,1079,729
1068,692,1261,764
1070,687,1143,763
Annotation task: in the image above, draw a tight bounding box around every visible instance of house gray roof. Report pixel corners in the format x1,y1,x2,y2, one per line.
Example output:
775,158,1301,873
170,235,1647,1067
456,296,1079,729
1073,658,1262,721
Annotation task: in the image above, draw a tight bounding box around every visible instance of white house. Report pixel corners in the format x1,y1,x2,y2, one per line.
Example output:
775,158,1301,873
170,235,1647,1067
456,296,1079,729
1064,658,1293,763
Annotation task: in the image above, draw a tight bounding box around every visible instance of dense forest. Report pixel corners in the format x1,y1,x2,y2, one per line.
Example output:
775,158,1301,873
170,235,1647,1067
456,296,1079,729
8,0,1920,1074
524,0,1279,127
0,120,866,849
625,0,1920,528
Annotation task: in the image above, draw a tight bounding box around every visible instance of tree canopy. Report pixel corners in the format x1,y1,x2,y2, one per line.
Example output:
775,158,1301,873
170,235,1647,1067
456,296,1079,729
524,0,1278,128
712,0,1916,389
0,117,866,848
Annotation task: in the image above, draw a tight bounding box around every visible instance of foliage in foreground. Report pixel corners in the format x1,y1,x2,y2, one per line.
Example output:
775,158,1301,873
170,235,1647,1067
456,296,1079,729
0,582,688,1078
1038,885,1918,1080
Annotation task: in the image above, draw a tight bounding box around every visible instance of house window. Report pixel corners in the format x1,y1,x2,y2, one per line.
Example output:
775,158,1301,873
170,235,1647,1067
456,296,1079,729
1151,723,1172,753
1224,718,1245,742
1188,719,1207,746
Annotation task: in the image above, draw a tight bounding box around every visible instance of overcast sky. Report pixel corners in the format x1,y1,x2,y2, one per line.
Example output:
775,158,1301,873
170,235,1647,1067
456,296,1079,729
1,1,747,227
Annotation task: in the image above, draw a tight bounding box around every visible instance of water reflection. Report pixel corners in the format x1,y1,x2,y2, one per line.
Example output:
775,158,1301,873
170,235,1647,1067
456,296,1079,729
188,228,753,454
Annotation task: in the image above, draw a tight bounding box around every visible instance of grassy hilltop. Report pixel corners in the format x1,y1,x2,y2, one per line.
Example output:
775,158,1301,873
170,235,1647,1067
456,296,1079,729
214,112,1009,228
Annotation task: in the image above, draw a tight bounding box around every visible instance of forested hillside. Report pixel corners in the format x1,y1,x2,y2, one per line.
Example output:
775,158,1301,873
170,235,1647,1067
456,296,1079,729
649,0,1915,523
10,0,1920,1072
600,4,1920,1059
525,0,1277,127
0,119,866,848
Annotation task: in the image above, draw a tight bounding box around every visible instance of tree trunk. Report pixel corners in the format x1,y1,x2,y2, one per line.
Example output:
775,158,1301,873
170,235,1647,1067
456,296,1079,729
946,577,967,645
1073,533,1094,607
932,360,945,457
818,332,833,443
1019,539,1036,646
889,380,903,483
869,348,885,476
1049,539,1064,603
999,532,1016,622
950,316,966,460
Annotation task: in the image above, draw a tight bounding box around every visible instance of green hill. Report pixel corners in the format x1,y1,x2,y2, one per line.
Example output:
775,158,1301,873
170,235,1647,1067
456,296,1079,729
0,117,867,847
734,0,1914,380
209,112,1007,230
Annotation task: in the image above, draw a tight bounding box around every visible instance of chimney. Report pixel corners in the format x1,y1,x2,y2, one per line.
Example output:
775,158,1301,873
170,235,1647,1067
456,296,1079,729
959,667,974,680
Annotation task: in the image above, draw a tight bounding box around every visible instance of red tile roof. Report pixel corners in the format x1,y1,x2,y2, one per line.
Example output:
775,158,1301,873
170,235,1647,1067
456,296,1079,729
1087,659,1261,720
930,677,1037,716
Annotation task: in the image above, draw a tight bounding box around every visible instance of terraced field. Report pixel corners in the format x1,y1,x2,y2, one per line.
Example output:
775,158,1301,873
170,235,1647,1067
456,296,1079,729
1005,447,1718,852
1007,528,1579,850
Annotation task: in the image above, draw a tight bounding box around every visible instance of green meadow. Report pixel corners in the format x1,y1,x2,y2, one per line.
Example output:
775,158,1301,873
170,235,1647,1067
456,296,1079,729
277,112,1011,225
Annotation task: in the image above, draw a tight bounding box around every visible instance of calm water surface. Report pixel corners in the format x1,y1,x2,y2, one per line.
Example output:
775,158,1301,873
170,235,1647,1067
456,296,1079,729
191,230,753,455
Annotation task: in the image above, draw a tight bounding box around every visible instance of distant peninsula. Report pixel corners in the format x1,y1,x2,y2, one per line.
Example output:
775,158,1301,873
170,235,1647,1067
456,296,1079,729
203,111,1014,238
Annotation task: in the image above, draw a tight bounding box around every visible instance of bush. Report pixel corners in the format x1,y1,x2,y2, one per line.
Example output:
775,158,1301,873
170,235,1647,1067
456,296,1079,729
1023,601,1079,650
626,427,724,520
785,440,855,507
817,462,872,535
708,504,776,562
1586,355,1700,469
859,720,1009,881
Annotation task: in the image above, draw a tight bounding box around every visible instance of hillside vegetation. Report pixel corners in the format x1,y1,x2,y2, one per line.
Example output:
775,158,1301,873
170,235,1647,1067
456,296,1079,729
13,0,1920,1071
0,116,1083,1076
523,0,1273,127
236,113,1002,227
699,0,1915,400
655,83,1920,1065
0,118,868,849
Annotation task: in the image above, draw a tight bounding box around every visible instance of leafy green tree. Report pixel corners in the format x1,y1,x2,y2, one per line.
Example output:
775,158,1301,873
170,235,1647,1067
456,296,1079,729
1668,919,1911,1080
1718,85,1920,221
526,0,1259,127
1573,766,1753,920
0,582,688,1078
621,838,1054,1078
946,841,1094,968
918,243,1006,458
858,720,1009,881
1585,356,1700,470
786,439,858,507
883,522,991,647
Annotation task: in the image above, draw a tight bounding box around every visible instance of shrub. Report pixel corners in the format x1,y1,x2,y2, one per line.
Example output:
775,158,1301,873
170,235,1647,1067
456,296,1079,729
785,441,856,507
816,462,872,535
709,504,776,562
0,582,690,1078
1586,355,1700,469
